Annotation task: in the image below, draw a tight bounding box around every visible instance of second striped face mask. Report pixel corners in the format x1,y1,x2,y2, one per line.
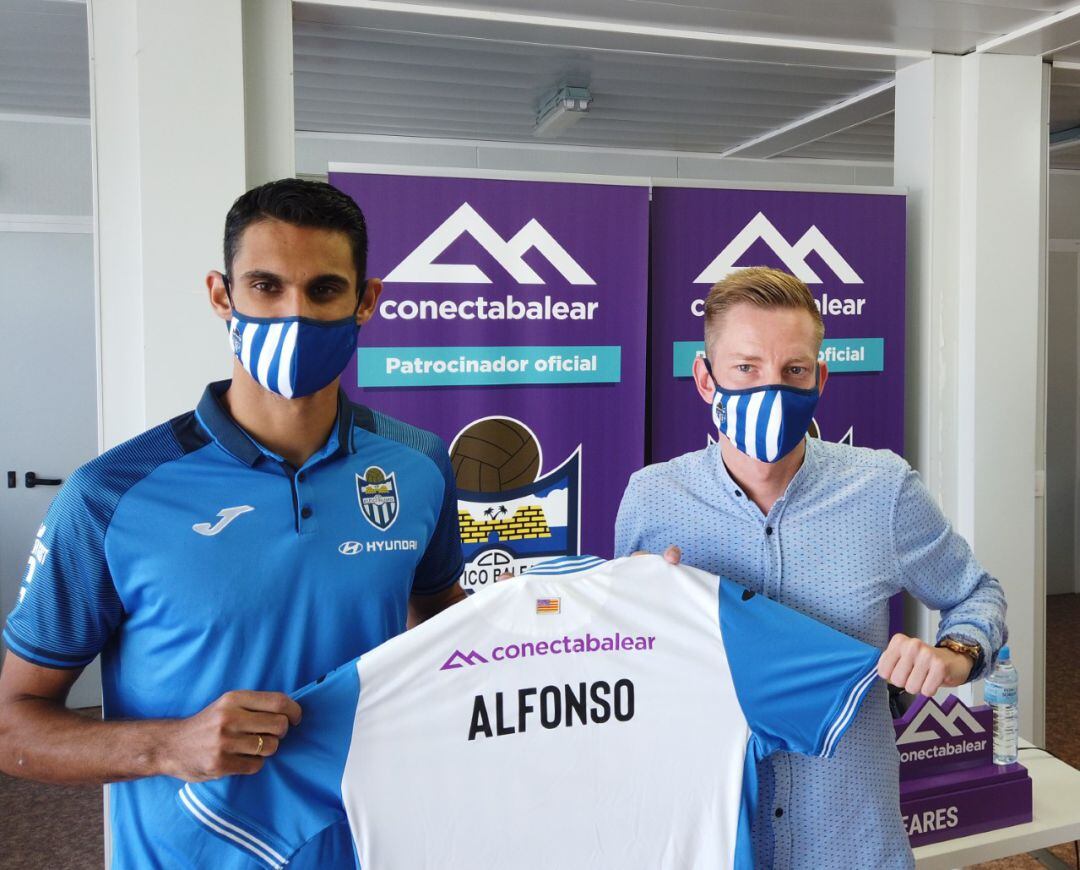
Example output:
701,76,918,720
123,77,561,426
225,277,361,399
704,358,819,463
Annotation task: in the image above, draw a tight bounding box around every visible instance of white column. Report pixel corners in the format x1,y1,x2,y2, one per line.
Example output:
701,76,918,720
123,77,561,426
895,53,1048,743
242,0,295,186
89,0,247,447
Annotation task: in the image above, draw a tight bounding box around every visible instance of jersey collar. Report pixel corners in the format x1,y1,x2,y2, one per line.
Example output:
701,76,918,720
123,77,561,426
195,380,360,468
526,555,606,576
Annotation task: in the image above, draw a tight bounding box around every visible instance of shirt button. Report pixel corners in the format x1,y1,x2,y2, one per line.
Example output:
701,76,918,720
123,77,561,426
766,526,774,536
301,506,313,519
734,490,743,498
297,472,307,483
775,808,784,818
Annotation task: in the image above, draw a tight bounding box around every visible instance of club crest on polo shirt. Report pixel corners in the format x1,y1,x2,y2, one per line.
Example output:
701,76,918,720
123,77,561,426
357,466,399,531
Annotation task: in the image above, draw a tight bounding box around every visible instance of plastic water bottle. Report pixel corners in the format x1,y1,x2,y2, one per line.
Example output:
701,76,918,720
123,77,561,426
984,645,1019,766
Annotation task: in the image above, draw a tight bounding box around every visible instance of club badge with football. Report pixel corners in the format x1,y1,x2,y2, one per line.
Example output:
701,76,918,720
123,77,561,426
450,416,580,594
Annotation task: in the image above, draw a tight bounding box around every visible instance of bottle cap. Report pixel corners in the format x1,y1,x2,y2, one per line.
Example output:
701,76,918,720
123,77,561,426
998,645,1010,661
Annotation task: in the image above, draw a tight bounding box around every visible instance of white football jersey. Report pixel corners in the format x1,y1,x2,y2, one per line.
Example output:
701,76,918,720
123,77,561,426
178,555,880,869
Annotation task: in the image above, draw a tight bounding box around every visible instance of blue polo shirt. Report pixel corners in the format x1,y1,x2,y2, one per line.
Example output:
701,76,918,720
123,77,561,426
3,380,463,868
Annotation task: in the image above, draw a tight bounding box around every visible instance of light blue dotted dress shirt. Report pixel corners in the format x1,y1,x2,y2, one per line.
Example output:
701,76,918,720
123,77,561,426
614,437,1008,870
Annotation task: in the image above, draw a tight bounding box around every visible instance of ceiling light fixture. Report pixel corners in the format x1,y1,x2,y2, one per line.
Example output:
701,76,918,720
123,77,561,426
534,86,592,138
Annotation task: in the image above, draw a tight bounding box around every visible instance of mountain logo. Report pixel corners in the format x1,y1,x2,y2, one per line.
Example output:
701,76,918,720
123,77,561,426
439,649,490,671
895,696,986,746
694,212,862,285
385,202,595,286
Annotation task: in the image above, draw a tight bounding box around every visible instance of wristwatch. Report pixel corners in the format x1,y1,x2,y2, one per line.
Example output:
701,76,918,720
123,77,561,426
936,636,984,675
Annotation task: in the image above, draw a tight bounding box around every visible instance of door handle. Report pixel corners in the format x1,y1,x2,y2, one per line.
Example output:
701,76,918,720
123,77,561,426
25,472,63,488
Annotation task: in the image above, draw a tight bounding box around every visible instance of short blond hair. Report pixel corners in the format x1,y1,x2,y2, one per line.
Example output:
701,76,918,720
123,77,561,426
703,266,824,353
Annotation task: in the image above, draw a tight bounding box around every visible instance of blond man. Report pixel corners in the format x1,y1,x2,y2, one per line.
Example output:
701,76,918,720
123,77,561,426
615,266,1006,869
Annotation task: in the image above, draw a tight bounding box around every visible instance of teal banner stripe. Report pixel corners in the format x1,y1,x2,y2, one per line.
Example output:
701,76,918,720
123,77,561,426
358,346,622,387
672,338,884,377
671,341,706,379
818,338,884,373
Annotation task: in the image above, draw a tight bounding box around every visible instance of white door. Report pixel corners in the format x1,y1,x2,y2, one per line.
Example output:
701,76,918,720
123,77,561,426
0,227,102,708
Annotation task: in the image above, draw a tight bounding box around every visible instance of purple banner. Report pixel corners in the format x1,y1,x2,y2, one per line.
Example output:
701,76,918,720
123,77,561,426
649,185,907,460
330,170,649,591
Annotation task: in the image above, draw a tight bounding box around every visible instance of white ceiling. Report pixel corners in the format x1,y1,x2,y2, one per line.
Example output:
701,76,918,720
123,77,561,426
292,19,894,151
298,0,1078,54
783,61,1080,163
290,0,1080,162
6,0,1080,166
782,113,896,161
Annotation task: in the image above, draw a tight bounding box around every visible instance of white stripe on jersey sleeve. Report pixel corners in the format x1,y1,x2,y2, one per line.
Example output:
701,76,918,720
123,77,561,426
180,784,288,868
819,667,878,758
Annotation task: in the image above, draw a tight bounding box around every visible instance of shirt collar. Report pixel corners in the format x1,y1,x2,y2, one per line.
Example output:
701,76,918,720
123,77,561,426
788,435,820,496
713,435,820,506
195,380,358,468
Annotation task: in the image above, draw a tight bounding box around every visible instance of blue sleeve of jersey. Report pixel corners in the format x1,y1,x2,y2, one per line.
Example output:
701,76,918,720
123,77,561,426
411,442,464,596
718,578,881,758
177,659,361,869
2,468,123,668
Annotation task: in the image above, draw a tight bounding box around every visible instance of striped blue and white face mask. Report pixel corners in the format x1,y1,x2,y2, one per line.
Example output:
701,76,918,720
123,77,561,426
704,359,819,463
224,277,360,399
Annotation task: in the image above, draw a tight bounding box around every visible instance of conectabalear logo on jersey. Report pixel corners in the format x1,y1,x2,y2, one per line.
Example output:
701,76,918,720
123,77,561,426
440,650,489,670
439,631,656,673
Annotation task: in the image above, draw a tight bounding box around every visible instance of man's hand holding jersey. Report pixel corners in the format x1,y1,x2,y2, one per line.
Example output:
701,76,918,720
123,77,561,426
162,690,303,782
876,634,974,697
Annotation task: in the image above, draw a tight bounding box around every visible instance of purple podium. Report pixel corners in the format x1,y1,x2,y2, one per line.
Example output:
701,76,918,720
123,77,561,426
895,694,1032,846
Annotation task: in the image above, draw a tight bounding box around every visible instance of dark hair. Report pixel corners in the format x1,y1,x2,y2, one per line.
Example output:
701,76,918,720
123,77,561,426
223,178,368,286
